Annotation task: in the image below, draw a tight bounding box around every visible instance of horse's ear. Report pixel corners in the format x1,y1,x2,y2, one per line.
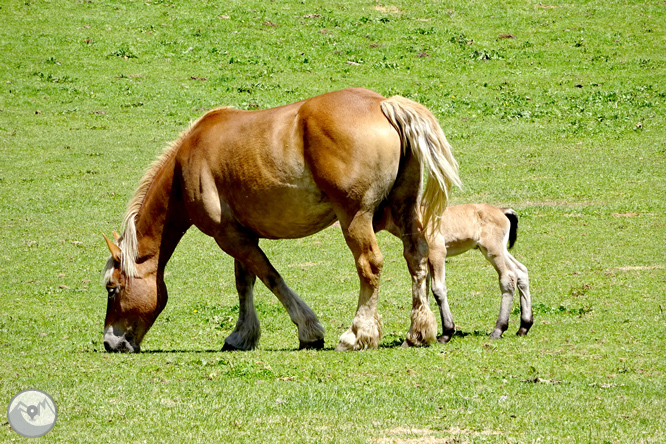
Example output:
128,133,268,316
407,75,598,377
103,234,122,262
112,231,121,242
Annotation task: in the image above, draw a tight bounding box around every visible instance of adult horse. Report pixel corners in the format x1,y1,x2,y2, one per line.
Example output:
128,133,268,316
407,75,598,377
102,88,461,353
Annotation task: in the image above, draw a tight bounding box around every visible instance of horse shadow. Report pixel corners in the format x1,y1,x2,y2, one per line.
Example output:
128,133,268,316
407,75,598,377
95,330,489,354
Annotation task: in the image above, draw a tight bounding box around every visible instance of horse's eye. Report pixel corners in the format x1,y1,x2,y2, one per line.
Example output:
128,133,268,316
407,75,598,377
107,286,119,299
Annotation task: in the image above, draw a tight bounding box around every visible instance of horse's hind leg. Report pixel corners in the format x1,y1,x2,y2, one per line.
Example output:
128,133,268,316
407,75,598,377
215,229,325,350
223,260,261,350
387,201,436,347
335,212,384,351
401,227,437,347
509,253,533,336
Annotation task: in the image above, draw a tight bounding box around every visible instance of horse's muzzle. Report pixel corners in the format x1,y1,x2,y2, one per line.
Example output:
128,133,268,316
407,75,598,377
103,327,140,353
103,339,140,353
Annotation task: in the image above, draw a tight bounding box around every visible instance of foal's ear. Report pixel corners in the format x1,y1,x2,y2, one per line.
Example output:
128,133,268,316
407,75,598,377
112,231,121,242
103,233,122,262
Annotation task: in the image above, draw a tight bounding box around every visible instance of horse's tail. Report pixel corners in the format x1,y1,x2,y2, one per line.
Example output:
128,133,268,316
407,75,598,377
380,95,462,232
502,208,519,249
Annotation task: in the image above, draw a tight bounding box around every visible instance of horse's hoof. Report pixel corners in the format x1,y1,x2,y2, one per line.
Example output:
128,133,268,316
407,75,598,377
437,335,452,344
438,329,455,344
401,339,417,348
335,329,358,351
334,342,352,351
402,335,433,348
222,341,242,352
489,331,504,340
299,339,324,350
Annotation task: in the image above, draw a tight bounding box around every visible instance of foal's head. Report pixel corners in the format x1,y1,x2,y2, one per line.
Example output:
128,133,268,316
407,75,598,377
102,232,160,353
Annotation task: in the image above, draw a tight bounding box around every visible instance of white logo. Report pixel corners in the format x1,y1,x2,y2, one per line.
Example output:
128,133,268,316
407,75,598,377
7,389,57,438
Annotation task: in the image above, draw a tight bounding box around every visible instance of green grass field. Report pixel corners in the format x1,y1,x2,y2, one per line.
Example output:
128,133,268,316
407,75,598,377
1,0,665,442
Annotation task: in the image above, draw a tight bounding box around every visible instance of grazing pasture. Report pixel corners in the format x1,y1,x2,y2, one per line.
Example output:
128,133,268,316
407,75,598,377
1,0,665,442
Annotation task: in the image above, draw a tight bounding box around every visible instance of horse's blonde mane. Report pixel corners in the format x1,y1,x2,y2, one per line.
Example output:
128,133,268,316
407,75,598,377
119,136,183,277
103,108,230,281
102,140,180,281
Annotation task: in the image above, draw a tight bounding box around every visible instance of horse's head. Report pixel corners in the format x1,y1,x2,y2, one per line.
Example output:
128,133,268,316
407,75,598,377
102,233,161,353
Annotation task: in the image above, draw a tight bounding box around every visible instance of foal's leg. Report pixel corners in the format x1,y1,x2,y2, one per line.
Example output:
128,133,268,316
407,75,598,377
428,241,456,343
481,246,517,339
335,212,384,351
215,229,325,350
509,252,533,336
222,259,261,351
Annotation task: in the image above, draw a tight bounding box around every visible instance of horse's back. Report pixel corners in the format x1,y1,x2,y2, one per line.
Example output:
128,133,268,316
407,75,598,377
177,88,401,239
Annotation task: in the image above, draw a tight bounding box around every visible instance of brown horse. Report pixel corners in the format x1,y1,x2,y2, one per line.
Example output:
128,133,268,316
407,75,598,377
102,88,461,353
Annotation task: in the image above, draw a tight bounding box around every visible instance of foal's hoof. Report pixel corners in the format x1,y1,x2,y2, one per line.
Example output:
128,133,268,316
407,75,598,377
516,327,530,337
517,320,533,337
299,339,324,350
489,330,504,340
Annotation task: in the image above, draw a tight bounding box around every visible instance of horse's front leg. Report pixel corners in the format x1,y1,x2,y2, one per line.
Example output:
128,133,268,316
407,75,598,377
222,259,261,351
335,213,384,351
215,230,325,350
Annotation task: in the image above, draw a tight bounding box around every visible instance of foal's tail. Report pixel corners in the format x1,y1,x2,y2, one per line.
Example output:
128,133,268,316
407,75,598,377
502,208,519,249
380,96,462,232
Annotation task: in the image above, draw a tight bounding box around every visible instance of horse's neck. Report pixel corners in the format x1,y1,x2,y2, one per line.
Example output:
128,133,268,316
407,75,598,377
133,157,189,274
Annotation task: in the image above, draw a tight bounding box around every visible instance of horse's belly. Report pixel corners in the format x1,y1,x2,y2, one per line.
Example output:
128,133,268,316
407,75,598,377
233,186,337,239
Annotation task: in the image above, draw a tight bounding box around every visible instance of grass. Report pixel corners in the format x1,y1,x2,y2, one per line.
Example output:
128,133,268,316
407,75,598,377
1,0,665,442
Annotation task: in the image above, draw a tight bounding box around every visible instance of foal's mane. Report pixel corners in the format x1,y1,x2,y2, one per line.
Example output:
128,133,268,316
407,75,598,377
104,109,229,281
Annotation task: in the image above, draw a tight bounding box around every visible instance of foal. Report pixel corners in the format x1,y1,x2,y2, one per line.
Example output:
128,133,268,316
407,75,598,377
383,204,533,343
426,204,533,342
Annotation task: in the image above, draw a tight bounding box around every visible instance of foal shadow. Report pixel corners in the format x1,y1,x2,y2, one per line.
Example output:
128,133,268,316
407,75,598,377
451,330,489,339
379,329,489,349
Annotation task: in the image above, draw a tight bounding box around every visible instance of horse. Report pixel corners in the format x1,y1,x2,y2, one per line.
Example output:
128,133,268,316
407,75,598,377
102,87,462,353
385,204,533,343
